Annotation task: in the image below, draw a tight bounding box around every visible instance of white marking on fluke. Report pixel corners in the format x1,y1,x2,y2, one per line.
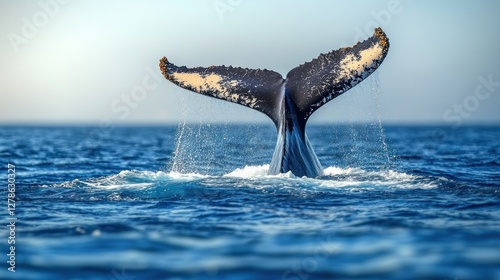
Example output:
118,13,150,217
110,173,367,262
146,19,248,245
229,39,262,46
172,73,225,92
336,43,384,84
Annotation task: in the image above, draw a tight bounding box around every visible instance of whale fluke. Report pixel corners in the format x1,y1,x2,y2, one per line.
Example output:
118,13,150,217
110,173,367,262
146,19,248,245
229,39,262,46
160,27,390,177
159,58,285,126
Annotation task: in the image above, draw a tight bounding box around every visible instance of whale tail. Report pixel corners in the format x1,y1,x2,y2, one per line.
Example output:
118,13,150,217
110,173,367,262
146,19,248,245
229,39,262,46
160,28,389,126
160,27,390,177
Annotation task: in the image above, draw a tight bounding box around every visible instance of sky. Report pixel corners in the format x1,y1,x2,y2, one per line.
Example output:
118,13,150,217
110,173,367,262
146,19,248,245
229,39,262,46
1,0,500,125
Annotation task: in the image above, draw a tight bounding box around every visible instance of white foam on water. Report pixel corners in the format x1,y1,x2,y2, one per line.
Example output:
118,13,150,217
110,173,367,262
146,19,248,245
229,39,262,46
222,165,437,189
322,166,437,189
223,164,297,179
323,166,359,176
167,171,211,181
223,164,269,178
54,164,437,192
88,182,154,190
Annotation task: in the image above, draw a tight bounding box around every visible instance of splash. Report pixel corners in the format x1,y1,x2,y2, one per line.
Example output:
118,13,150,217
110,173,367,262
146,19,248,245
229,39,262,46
168,72,394,177
168,93,233,175
326,73,394,169
52,166,438,194
371,73,392,167
168,94,273,175
224,164,270,178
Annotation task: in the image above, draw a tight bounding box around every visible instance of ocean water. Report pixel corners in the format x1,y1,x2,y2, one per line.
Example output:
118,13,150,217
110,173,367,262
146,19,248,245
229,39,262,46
0,124,499,280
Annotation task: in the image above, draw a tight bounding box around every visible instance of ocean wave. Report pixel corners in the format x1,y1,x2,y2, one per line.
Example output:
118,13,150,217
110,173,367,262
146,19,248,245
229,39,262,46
321,166,437,189
50,165,438,192
224,164,294,178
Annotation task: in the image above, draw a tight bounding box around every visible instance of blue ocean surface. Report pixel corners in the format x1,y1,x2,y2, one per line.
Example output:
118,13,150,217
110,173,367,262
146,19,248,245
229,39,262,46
0,124,499,280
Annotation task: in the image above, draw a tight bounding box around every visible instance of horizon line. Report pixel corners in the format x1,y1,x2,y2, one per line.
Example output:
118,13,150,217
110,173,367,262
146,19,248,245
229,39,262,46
0,121,499,127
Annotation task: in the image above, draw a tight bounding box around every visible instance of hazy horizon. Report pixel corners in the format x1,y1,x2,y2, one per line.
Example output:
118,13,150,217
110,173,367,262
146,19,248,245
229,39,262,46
2,0,500,126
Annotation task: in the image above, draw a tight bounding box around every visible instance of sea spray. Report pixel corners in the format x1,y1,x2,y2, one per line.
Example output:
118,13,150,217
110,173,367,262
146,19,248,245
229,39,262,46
168,95,239,175
321,73,394,170
371,73,393,168
168,73,393,176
